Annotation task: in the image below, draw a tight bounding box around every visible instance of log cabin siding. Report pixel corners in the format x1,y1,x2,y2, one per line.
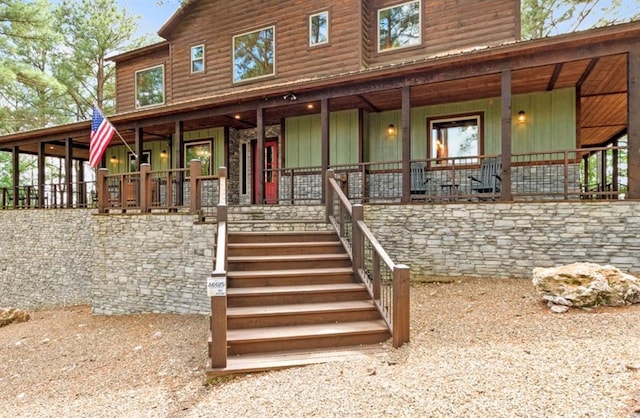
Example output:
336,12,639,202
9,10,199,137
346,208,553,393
366,0,519,67
114,46,172,114
162,0,364,105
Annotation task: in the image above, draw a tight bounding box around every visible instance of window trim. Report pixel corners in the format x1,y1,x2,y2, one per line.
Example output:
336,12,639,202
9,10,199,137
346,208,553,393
184,140,213,176
134,64,165,109
309,10,330,47
232,25,276,84
190,44,205,74
377,0,422,53
426,112,484,167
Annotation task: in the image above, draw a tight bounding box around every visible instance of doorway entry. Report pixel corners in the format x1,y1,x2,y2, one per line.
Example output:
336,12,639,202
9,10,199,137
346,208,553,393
251,138,279,204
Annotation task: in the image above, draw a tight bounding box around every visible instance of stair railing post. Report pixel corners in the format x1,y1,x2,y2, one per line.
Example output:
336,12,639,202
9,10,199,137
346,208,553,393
189,159,202,215
97,168,108,214
140,163,151,213
392,264,410,347
325,169,335,222
352,204,364,274
209,271,227,369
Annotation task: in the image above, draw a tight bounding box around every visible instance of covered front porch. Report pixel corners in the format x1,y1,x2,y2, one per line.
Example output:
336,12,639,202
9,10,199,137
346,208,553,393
0,23,638,210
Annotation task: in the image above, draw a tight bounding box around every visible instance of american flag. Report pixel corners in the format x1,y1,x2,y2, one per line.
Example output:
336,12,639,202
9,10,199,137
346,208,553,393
89,106,115,168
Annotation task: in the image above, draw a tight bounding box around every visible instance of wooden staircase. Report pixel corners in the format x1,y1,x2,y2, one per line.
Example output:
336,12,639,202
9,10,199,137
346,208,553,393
206,229,391,376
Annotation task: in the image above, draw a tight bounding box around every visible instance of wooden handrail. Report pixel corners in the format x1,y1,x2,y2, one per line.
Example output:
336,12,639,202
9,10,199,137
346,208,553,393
325,168,410,348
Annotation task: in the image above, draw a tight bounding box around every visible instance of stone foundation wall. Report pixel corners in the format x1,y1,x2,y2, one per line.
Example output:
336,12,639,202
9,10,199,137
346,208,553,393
365,201,640,279
2,201,639,312
0,210,94,309
92,214,216,315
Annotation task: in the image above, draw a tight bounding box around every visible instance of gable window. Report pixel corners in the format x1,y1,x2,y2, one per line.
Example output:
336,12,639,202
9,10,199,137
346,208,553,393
378,0,421,52
191,44,205,73
309,11,329,47
233,26,275,83
135,64,165,108
428,114,483,165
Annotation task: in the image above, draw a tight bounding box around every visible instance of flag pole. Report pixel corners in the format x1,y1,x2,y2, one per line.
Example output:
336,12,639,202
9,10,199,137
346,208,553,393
94,104,137,159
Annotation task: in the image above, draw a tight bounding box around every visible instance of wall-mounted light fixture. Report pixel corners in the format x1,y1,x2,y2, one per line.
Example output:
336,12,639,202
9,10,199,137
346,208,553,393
160,149,168,158
109,156,118,164
517,110,526,123
387,124,397,137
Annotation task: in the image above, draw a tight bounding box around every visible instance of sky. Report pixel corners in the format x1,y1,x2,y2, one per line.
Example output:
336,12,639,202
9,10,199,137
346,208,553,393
117,1,177,38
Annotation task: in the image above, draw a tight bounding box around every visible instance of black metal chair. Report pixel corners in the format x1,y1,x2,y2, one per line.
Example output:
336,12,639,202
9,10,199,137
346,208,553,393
469,157,502,198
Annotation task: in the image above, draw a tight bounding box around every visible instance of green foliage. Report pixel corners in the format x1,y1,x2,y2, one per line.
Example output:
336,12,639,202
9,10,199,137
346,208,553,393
522,0,640,39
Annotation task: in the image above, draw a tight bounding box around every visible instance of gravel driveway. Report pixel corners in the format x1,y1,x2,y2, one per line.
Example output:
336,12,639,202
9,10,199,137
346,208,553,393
1,277,639,417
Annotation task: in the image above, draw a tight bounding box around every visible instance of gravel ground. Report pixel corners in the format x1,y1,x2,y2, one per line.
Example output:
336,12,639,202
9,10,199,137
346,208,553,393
1,277,639,418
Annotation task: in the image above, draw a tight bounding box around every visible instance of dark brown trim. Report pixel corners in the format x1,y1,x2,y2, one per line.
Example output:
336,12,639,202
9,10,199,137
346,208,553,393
425,111,485,164
65,138,73,208
321,98,329,204
256,107,265,204
577,58,599,89
500,69,512,201
401,86,411,203
628,50,640,199
547,63,563,91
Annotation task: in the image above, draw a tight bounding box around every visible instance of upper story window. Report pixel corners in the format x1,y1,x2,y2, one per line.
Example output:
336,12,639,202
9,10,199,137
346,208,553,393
378,0,421,53
135,64,165,108
191,44,205,73
233,26,275,83
428,114,483,166
309,11,329,47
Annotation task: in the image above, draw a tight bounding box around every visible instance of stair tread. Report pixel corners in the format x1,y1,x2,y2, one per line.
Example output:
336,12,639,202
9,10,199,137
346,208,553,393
227,283,365,296
227,300,375,317
228,267,353,278
207,345,382,376
229,241,342,248
228,253,349,262
229,230,337,236
228,320,388,342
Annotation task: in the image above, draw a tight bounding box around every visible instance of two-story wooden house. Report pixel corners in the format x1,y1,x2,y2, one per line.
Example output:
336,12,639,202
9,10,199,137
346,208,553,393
1,0,637,208
1,0,640,375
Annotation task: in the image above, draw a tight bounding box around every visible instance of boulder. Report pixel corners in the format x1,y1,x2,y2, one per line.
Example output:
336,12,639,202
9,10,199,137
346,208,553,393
0,308,31,328
532,262,640,309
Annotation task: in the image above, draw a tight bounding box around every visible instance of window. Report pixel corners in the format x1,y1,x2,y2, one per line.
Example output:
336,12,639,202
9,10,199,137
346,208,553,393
128,151,151,172
233,26,275,83
135,65,165,108
428,114,482,165
191,44,205,73
309,11,329,46
185,141,212,175
378,0,421,52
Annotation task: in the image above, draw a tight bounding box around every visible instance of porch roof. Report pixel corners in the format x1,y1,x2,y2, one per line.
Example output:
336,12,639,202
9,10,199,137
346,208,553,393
1,20,638,157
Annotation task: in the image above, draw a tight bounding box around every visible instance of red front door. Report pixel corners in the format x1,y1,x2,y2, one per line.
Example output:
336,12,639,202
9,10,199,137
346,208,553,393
252,139,278,204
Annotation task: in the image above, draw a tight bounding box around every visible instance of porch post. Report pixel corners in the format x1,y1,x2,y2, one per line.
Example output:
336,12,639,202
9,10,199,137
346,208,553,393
500,70,513,201
37,142,46,208
12,146,19,209
175,120,184,206
321,98,330,204
628,49,640,199
256,106,265,204
135,127,143,171
401,86,411,203
65,138,73,208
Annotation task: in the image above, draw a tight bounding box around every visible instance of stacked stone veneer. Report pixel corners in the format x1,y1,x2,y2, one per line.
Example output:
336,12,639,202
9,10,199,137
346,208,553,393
2,201,639,312
365,201,640,279
0,210,94,309
92,214,215,314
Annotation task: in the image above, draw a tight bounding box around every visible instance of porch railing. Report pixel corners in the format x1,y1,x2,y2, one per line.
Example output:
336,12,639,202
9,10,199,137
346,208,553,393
208,167,228,369
97,159,219,216
0,181,97,210
326,169,410,347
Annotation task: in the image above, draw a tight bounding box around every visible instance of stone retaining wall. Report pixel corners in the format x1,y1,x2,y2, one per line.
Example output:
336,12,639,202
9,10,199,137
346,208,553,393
0,210,94,309
365,201,640,279
2,201,639,312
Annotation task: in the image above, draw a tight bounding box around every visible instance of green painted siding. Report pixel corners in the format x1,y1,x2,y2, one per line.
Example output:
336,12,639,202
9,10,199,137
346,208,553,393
367,88,576,162
106,127,225,174
285,110,358,168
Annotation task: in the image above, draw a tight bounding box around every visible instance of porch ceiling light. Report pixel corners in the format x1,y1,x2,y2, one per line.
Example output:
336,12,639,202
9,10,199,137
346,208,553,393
518,110,526,123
